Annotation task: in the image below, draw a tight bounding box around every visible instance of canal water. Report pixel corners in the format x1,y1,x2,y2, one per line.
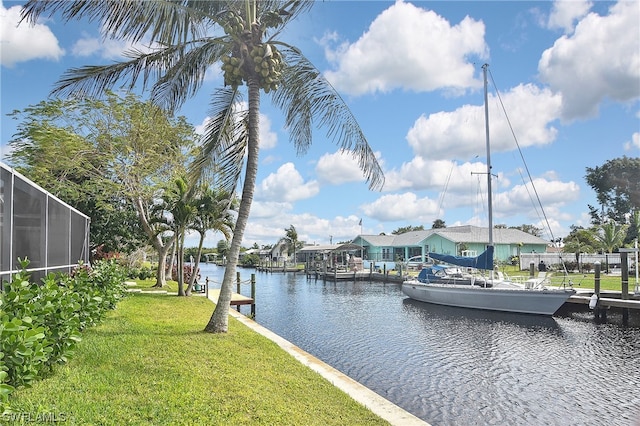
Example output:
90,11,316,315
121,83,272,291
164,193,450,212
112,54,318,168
200,264,640,425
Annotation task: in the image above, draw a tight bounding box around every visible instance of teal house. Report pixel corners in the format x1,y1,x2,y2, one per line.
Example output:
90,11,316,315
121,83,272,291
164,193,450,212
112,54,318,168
351,225,548,265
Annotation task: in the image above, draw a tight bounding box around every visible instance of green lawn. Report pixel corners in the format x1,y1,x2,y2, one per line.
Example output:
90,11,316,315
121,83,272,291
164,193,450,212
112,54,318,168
7,294,388,425
496,265,636,292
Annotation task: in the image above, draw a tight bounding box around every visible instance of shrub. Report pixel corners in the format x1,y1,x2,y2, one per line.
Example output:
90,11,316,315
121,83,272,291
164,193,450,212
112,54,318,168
241,254,260,267
0,259,126,413
172,264,199,283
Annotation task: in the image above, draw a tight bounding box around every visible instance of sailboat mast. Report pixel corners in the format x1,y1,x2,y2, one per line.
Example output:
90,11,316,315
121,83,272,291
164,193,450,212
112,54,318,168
482,64,493,247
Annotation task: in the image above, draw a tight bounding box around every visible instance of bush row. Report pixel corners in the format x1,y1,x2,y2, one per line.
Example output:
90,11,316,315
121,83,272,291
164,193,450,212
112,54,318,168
0,259,127,413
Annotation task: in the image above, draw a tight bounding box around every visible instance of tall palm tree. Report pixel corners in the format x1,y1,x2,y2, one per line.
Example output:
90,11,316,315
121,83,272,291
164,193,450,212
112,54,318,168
22,0,384,333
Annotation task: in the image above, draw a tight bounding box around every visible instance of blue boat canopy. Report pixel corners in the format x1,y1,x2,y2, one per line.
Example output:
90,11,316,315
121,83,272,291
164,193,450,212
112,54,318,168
428,245,494,270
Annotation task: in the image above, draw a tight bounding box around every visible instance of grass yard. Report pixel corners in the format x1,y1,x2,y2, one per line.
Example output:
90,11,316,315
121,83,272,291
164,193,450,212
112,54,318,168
7,294,388,425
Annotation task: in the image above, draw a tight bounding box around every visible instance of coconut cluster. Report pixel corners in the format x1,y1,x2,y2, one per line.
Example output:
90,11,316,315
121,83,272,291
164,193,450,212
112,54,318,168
249,43,281,92
221,43,282,92
220,11,283,92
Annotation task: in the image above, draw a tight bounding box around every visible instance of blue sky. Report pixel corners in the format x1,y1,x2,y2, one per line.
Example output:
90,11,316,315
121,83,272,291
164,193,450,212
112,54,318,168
1,0,639,248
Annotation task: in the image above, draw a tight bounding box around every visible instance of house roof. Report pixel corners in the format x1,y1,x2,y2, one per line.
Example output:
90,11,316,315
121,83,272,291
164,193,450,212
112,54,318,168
390,230,432,246
357,226,548,247
334,243,364,252
358,234,396,246
433,226,548,245
299,244,338,253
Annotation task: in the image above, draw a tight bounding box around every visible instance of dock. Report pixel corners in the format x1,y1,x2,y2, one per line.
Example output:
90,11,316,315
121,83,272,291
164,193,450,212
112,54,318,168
208,289,254,306
567,291,640,310
202,272,257,316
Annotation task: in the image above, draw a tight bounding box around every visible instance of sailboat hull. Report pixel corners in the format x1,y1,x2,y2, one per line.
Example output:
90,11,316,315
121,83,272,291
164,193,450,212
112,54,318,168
401,281,574,316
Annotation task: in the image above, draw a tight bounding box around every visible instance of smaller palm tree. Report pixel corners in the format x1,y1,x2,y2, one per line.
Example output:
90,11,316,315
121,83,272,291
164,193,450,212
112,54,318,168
186,186,236,295
595,221,628,254
280,224,299,269
152,177,197,296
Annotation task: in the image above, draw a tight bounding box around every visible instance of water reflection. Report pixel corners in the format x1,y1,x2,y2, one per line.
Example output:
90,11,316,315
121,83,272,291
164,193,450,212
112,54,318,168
200,265,640,425
402,298,560,331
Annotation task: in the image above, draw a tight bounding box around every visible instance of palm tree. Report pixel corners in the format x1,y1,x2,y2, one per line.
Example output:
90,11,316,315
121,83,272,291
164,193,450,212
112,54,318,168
22,0,384,333
595,221,628,254
625,210,640,245
186,186,236,295
156,177,197,296
280,224,299,268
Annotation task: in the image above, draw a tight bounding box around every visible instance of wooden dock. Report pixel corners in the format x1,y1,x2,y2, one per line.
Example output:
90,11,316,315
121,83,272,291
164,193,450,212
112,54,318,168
208,289,254,306
567,291,640,310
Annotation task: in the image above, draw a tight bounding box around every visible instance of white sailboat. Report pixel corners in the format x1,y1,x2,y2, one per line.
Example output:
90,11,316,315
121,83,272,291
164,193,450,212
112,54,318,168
401,64,575,316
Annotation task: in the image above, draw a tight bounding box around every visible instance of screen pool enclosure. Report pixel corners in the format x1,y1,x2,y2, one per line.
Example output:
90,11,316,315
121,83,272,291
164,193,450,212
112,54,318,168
1,162,90,287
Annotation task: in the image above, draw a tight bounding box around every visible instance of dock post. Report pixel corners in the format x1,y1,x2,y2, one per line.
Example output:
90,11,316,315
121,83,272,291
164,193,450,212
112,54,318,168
236,271,241,312
594,262,606,321
251,273,256,317
620,250,630,325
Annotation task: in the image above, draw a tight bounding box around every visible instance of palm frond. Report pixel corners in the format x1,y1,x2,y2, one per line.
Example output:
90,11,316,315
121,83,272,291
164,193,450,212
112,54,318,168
151,37,231,110
51,39,226,112
271,46,385,190
188,86,248,195
21,0,224,45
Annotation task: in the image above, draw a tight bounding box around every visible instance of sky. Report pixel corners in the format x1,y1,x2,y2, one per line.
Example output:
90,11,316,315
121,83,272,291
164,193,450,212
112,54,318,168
1,0,639,249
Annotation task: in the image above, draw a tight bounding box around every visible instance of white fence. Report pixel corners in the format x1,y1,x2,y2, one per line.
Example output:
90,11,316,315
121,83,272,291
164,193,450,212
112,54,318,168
519,252,632,271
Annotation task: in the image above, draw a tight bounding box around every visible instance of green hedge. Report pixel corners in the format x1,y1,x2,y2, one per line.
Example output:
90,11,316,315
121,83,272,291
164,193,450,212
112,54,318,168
0,259,127,414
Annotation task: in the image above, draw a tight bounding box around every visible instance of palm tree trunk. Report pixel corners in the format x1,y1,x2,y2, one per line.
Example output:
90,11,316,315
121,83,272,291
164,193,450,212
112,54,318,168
155,244,171,288
177,231,186,296
205,77,261,333
186,232,206,295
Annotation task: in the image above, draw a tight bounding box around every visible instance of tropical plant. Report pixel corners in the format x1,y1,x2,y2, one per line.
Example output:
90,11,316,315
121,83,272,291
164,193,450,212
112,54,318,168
594,221,628,254
625,210,640,245
280,224,299,266
392,225,425,234
153,177,198,296
562,226,598,271
186,186,236,295
21,0,384,333
432,220,446,229
0,258,126,411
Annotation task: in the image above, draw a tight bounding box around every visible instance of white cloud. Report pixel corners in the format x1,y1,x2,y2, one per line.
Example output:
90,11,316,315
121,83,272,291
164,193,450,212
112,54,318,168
71,30,158,60
323,0,487,96
255,162,319,203
624,132,640,151
249,200,293,219
1,2,65,67
259,113,278,149
406,84,561,161
492,177,580,220
71,34,133,60
315,149,368,185
547,0,592,33
383,158,487,193
237,211,363,247
538,1,640,120
361,192,440,222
